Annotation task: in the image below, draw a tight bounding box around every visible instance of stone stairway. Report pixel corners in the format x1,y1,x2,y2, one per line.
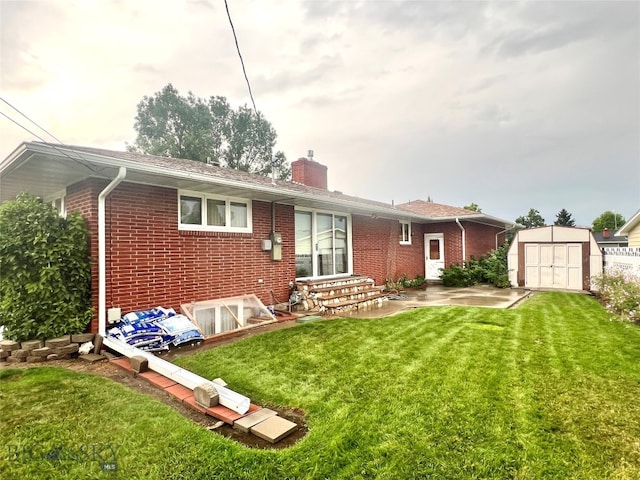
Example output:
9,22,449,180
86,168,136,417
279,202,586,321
293,275,388,315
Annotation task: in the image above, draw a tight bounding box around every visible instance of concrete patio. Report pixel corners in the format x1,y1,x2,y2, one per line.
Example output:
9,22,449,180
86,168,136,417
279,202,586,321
334,284,532,319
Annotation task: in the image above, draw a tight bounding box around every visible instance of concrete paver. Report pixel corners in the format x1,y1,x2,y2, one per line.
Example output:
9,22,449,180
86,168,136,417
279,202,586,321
139,371,177,388
234,408,277,433
165,384,193,401
250,415,297,443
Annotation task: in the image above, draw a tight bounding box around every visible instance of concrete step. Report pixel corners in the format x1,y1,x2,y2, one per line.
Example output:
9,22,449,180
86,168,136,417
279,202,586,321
321,293,388,310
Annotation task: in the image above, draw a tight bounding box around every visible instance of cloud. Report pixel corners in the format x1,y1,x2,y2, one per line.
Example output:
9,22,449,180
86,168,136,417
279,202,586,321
0,0,637,226
482,1,639,57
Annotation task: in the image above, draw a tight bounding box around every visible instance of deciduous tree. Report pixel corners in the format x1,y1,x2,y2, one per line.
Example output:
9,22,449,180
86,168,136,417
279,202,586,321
129,84,290,178
592,211,625,232
515,208,545,228
463,203,482,212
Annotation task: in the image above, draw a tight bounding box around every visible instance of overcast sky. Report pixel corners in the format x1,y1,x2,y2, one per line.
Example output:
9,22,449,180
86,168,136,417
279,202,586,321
1,0,638,226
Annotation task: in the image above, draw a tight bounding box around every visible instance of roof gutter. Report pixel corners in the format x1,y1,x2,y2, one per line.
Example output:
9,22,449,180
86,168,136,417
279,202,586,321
455,217,466,264
22,143,427,221
98,167,126,335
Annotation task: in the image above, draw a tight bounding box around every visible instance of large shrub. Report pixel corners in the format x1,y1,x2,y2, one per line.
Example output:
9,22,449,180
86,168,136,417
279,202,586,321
592,269,640,323
0,193,92,340
440,243,511,288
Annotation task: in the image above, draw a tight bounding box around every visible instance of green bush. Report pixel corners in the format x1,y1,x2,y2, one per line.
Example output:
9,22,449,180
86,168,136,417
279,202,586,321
592,269,640,323
440,243,511,288
386,274,427,290
0,193,92,340
440,264,472,287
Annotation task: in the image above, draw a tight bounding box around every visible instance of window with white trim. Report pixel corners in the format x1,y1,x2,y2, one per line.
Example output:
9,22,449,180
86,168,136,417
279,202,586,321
47,190,66,217
178,191,252,232
400,221,411,244
295,208,352,278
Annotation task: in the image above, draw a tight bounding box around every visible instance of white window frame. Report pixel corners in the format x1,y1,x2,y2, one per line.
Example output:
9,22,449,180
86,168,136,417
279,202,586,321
46,189,66,218
295,207,353,279
178,190,252,233
400,221,412,245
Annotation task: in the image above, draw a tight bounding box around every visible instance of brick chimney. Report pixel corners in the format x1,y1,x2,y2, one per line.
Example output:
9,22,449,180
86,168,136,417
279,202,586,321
603,228,610,238
291,152,328,190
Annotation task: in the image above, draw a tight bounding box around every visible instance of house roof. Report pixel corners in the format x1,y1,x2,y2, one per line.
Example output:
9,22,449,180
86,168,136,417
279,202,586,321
398,200,479,218
1,142,514,226
617,208,640,236
592,231,628,245
397,199,512,227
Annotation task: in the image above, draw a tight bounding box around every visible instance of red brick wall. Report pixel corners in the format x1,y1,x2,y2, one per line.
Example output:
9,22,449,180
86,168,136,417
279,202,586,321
463,222,505,259
66,180,295,332
64,178,506,332
66,179,102,333
423,221,505,267
351,216,424,284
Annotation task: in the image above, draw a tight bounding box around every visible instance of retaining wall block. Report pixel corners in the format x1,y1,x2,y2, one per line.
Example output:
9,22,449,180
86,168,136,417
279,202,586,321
20,340,44,351
0,340,20,352
45,336,71,348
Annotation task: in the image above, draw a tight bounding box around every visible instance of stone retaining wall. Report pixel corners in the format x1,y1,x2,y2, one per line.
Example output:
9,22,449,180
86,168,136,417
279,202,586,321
0,334,96,364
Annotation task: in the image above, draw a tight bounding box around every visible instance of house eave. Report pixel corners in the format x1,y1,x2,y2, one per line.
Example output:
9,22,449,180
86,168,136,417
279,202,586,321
616,209,640,236
1,142,429,221
422,213,515,228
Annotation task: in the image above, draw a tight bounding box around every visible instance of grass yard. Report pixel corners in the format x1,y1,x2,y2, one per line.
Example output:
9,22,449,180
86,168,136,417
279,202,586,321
1,292,640,479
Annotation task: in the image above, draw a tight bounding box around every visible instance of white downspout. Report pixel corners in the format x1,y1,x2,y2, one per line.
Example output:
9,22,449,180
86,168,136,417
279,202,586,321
495,228,509,249
98,167,127,335
455,218,466,264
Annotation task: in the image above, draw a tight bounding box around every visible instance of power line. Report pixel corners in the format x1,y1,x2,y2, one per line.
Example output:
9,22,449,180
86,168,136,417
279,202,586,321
0,96,63,144
0,109,98,173
0,110,49,143
224,0,259,117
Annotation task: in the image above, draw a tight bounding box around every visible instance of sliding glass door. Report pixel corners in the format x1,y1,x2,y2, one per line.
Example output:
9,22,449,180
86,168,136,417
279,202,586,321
295,209,351,279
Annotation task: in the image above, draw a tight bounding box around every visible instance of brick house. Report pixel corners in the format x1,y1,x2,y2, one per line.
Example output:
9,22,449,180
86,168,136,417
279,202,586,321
1,142,513,333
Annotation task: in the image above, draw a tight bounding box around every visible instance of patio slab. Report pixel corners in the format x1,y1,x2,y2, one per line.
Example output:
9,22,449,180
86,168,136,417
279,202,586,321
250,415,297,443
234,408,278,433
333,285,531,319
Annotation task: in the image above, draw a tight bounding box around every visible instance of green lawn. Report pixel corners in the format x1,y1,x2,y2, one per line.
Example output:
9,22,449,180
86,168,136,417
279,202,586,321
2,292,640,479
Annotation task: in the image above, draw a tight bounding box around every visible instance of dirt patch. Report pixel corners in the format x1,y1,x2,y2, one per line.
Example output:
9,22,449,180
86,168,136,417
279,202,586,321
0,319,308,449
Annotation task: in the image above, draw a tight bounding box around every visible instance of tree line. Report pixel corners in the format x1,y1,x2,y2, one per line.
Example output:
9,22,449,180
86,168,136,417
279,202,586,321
128,84,290,179
463,203,625,232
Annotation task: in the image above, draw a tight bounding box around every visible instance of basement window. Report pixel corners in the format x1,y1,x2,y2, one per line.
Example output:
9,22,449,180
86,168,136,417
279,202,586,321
400,221,411,245
178,191,252,233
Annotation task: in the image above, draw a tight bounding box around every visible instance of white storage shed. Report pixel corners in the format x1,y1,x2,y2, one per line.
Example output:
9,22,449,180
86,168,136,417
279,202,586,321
507,226,602,291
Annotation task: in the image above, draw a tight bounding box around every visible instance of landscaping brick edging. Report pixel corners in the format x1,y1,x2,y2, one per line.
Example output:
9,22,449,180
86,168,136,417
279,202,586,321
0,334,96,364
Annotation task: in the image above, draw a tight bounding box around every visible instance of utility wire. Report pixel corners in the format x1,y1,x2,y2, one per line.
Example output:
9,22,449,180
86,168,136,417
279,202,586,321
0,95,64,144
0,110,47,142
0,109,98,173
224,0,259,117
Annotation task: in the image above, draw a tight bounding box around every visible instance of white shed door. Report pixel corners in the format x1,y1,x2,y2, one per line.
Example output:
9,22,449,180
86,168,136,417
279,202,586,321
524,243,583,290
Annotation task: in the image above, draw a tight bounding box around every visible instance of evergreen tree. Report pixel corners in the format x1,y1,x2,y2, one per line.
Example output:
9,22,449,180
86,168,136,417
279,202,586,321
554,208,576,226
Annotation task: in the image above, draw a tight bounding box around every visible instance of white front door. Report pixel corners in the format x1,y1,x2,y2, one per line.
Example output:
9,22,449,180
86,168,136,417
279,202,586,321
424,233,445,280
